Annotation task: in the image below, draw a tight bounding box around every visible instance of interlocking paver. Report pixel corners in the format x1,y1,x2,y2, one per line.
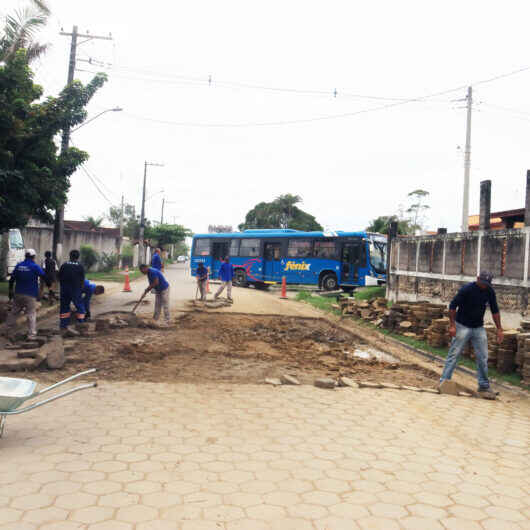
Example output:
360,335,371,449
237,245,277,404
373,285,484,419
0,381,528,529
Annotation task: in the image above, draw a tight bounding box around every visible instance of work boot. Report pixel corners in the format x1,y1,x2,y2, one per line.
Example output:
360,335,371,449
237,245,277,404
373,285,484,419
477,387,497,400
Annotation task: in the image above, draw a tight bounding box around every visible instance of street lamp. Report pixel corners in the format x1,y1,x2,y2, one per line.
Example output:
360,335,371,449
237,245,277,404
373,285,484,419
71,107,123,133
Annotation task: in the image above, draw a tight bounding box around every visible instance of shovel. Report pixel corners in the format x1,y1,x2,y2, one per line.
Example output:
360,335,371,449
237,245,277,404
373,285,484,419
131,290,148,314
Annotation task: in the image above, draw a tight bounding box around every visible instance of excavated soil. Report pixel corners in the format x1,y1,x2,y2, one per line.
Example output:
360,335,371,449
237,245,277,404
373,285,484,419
20,313,442,388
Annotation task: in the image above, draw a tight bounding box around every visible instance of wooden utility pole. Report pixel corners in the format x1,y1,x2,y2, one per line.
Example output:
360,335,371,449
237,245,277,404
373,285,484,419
53,26,112,263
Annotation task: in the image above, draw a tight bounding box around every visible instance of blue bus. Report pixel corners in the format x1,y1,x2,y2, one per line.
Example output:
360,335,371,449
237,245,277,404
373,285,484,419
190,229,387,291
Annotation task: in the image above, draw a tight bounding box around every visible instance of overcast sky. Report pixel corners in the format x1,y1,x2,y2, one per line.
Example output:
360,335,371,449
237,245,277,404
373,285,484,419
6,0,530,233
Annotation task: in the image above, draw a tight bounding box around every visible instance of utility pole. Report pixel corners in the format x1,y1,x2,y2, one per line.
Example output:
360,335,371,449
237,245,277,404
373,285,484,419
161,198,165,225
118,194,124,268
139,161,164,264
53,26,112,263
461,86,473,232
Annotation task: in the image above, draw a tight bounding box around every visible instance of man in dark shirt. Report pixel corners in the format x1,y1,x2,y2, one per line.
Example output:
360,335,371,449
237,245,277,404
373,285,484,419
440,271,503,399
196,262,208,301
58,249,86,332
42,250,58,303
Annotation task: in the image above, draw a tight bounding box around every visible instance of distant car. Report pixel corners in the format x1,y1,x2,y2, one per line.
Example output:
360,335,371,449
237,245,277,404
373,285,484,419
177,255,186,263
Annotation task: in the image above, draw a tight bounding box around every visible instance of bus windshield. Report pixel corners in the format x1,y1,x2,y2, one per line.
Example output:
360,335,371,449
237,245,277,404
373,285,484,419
9,229,24,250
370,240,386,274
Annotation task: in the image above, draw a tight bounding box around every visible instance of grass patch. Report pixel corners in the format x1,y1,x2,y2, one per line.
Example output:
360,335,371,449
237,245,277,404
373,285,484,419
296,290,529,390
353,286,386,301
86,269,143,283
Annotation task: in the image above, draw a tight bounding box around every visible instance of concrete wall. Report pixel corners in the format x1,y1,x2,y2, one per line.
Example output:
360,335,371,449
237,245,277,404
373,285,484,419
388,228,530,328
21,223,120,271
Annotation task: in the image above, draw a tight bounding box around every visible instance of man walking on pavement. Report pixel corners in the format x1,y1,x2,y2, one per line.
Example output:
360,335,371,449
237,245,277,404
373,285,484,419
140,264,171,324
58,249,86,333
440,271,503,399
214,256,234,302
41,250,58,304
196,262,208,301
151,248,163,271
6,249,45,340
81,280,104,321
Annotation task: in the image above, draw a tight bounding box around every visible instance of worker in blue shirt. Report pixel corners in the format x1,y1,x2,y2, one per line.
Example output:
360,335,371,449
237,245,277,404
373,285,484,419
6,249,45,339
58,249,86,331
82,280,105,321
440,271,503,400
151,248,163,271
196,262,208,301
139,264,170,324
214,256,234,302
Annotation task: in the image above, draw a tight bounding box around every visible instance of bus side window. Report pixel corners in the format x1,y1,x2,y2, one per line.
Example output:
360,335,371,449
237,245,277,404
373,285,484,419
193,239,210,256
230,239,240,257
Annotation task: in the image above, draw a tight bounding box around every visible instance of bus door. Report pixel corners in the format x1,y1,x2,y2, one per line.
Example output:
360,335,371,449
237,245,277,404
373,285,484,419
263,242,282,282
341,241,365,285
212,241,229,277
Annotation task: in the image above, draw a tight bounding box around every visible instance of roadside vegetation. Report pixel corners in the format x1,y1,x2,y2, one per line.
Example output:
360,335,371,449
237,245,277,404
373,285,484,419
296,289,528,390
86,269,142,283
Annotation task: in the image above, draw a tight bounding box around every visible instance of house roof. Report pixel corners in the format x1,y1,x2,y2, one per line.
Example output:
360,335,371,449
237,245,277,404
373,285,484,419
468,208,525,229
64,220,120,237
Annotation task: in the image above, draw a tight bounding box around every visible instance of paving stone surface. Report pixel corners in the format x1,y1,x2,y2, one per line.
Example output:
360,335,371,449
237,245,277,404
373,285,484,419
0,381,529,529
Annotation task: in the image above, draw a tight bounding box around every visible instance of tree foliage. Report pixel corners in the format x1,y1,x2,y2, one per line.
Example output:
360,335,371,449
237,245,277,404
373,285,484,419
107,203,148,239
366,216,412,235
146,224,192,249
1,1,51,63
406,189,430,232
239,194,322,232
84,216,103,229
0,51,107,232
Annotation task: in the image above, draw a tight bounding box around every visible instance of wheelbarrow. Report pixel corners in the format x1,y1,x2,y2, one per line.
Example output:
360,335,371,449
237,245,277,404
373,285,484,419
0,369,97,438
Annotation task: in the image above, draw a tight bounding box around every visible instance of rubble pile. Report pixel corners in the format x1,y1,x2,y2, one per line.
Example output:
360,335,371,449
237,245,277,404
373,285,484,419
496,330,518,374
516,320,530,384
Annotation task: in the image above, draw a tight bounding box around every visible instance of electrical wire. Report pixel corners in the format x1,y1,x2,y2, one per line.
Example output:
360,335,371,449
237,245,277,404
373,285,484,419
79,164,114,205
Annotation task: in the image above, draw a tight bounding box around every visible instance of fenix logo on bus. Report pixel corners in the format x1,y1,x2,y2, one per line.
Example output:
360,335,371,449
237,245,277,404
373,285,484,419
284,261,311,271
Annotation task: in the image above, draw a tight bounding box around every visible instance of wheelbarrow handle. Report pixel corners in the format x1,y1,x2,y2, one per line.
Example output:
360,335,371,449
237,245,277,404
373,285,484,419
2,382,97,416
34,368,97,397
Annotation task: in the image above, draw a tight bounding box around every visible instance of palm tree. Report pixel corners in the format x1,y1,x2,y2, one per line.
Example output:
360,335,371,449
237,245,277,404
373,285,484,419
0,0,51,63
85,216,104,230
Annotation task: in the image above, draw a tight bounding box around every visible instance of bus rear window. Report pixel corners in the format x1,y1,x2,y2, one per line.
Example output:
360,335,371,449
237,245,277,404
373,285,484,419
314,241,337,259
240,239,260,257
194,239,210,256
288,240,312,258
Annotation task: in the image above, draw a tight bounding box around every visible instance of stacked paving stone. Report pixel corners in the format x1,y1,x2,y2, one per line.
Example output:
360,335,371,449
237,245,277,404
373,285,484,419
496,330,518,374
425,318,450,348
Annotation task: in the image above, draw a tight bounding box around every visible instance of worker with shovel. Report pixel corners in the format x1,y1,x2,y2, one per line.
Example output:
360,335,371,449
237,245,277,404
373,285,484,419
139,264,170,325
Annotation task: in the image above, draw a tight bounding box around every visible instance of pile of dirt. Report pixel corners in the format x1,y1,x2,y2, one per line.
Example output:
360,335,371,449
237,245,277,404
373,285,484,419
16,313,442,387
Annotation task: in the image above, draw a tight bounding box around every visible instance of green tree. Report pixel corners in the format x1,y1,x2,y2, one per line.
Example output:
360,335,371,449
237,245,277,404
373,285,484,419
107,203,151,240
0,50,107,232
366,215,412,235
146,224,191,249
239,195,322,232
84,216,103,229
406,189,430,232
1,1,51,63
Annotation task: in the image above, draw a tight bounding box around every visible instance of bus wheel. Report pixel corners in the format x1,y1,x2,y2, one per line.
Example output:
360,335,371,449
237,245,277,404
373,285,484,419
234,269,248,287
254,282,270,290
321,273,338,291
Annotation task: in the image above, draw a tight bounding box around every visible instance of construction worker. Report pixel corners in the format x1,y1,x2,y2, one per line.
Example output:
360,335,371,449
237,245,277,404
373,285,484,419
214,256,234,301
82,280,105,321
139,263,170,324
41,250,58,304
151,248,163,270
196,262,208,301
58,249,86,332
6,249,45,339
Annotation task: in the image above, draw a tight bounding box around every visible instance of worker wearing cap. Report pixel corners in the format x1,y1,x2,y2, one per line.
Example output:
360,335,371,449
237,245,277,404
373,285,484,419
82,280,105,321
6,249,45,339
440,271,504,399
58,249,86,331
139,264,170,324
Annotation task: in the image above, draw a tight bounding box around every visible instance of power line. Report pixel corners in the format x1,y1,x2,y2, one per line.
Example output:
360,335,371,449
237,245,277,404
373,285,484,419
79,164,114,205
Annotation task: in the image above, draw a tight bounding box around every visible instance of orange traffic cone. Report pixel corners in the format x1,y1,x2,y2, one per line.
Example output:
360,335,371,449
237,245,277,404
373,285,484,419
280,276,288,299
206,267,211,294
122,266,132,292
